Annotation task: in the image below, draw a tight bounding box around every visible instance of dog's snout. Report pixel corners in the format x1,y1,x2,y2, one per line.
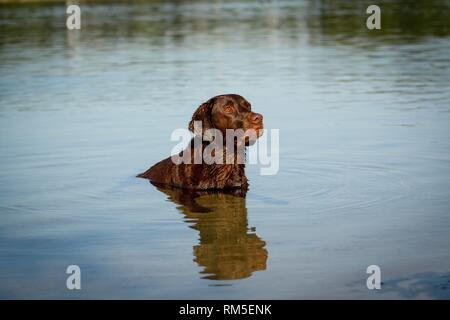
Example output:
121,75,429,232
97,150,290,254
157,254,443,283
251,112,263,124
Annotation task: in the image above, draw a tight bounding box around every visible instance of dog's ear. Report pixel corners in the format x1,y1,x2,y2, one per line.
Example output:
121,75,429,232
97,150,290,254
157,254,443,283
188,97,215,141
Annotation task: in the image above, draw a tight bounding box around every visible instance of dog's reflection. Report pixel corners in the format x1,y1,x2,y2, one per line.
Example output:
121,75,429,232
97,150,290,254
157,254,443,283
153,184,268,280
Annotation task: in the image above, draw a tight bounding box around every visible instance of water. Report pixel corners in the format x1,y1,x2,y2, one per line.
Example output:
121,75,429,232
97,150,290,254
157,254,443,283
1,0,450,299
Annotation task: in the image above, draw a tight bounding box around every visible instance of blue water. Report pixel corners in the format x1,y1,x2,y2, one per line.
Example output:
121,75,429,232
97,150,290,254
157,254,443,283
1,0,450,299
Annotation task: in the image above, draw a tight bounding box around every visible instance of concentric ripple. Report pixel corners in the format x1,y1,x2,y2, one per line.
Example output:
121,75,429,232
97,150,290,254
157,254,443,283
271,155,418,215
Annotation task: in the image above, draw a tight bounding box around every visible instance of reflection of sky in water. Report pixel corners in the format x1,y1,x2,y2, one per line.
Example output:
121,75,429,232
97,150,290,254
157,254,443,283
0,0,449,298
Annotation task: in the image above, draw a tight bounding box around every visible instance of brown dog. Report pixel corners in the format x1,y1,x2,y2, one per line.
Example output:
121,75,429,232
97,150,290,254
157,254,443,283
137,94,263,190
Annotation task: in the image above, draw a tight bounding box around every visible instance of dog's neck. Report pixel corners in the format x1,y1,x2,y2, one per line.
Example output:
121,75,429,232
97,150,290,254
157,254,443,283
201,139,247,166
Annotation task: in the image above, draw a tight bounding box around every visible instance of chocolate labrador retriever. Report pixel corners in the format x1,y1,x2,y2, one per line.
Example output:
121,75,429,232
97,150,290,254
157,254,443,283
137,94,263,191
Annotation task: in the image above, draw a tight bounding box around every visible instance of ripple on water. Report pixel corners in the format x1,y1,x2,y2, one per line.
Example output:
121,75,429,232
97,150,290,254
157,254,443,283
276,156,417,214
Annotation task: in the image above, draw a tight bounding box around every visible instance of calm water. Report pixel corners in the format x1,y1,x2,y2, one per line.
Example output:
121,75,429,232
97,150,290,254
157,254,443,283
1,0,450,299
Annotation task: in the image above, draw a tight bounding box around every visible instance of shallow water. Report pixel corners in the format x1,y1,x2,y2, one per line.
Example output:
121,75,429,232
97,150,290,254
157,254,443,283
1,0,450,299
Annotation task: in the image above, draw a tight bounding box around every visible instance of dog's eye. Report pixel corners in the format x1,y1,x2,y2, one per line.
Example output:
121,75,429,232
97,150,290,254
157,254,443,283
224,106,234,113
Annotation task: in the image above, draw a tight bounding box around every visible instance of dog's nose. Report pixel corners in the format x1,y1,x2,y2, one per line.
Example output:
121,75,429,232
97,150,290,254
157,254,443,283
251,112,263,124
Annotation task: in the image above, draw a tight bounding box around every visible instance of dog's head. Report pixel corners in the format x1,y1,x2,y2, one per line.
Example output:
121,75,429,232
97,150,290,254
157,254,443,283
188,94,264,145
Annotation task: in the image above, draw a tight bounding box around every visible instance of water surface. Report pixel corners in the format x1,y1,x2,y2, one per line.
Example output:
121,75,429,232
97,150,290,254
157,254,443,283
1,0,450,299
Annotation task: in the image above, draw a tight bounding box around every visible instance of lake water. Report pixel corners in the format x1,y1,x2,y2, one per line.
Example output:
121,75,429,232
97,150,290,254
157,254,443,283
1,0,450,299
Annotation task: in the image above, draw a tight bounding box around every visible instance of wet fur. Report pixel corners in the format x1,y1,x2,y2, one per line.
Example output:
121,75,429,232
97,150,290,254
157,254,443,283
137,94,263,191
